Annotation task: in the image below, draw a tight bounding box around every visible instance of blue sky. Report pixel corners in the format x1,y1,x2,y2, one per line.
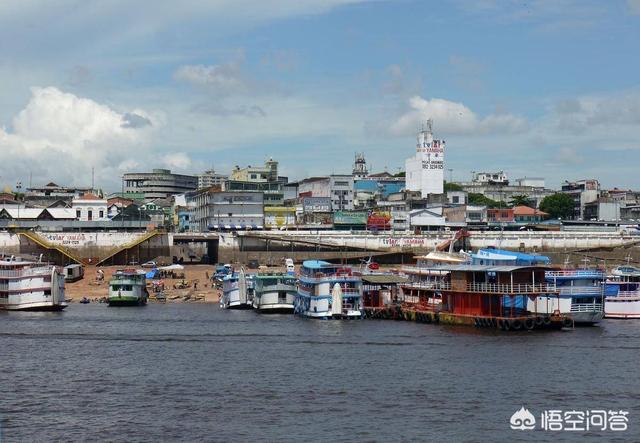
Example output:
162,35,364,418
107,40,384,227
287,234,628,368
0,0,639,192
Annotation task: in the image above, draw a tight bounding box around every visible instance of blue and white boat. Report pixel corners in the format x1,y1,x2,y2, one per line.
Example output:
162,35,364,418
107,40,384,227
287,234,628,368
295,260,363,319
220,268,254,310
540,269,605,325
605,266,640,319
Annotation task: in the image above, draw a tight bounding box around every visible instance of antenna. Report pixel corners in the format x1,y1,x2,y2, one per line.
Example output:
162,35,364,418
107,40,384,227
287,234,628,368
91,167,95,191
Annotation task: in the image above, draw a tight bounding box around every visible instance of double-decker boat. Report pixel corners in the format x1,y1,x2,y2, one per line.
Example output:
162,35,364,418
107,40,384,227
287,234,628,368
0,257,66,311
605,266,640,319
540,269,605,325
252,272,297,313
108,269,148,306
220,268,254,309
295,260,363,319
400,263,568,330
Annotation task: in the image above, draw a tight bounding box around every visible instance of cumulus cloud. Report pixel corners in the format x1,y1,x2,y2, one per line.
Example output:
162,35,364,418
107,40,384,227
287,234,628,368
0,87,158,189
175,58,249,96
390,95,528,135
162,152,192,170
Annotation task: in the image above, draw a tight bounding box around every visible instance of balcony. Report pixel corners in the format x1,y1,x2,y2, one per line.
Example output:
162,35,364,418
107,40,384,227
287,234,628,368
570,303,603,313
465,282,557,294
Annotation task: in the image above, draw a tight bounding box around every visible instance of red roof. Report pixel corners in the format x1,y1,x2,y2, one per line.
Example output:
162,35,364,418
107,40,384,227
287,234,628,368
78,193,101,201
512,205,547,216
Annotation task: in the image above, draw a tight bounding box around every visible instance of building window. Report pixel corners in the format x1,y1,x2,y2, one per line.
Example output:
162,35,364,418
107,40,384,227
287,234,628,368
87,210,93,221
99,210,104,218
76,210,81,219
452,196,459,203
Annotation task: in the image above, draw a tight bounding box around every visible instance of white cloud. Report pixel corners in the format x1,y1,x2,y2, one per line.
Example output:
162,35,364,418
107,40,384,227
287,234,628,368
162,152,192,170
390,95,527,136
175,58,249,96
0,87,158,190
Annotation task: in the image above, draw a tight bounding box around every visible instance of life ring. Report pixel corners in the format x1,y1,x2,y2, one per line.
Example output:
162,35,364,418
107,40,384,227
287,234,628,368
534,316,544,327
524,318,535,330
474,318,480,327
543,316,552,326
500,319,510,331
563,317,573,328
425,313,432,323
511,319,523,331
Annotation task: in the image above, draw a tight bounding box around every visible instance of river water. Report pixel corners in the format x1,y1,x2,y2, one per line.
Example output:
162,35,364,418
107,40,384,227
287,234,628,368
0,304,638,442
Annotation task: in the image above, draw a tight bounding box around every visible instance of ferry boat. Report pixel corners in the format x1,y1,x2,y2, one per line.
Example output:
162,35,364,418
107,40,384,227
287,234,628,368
539,269,605,325
295,260,363,319
400,251,468,307
392,262,568,331
252,272,297,313
0,257,66,311
604,266,640,319
220,269,254,309
108,269,148,306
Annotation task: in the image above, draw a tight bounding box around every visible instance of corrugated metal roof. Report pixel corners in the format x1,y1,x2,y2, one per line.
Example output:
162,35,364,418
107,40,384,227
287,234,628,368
429,264,552,272
362,274,409,284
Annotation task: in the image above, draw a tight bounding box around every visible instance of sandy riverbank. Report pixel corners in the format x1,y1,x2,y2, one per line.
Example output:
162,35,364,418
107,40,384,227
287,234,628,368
65,265,223,303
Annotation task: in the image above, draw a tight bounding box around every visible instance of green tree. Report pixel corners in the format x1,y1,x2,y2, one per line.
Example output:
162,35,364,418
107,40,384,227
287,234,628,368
539,193,575,219
468,193,501,208
509,194,531,207
394,171,405,177
444,181,463,192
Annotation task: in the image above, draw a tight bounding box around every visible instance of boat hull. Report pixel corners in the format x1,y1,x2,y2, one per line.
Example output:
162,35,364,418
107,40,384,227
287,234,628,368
3,302,68,311
108,297,147,307
604,296,640,319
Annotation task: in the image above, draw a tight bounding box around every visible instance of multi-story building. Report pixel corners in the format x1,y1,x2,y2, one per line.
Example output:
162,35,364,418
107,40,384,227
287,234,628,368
561,179,600,220
405,119,445,197
123,169,198,202
472,171,509,185
230,158,279,183
456,173,553,208
189,190,264,231
223,180,283,206
25,182,94,207
298,175,354,211
198,169,228,189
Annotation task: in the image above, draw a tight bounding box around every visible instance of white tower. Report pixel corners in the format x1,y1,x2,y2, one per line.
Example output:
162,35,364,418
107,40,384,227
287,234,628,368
405,119,445,197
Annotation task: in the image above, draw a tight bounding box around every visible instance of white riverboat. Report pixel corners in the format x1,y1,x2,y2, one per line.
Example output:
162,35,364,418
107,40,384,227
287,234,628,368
220,269,254,309
252,273,297,313
0,257,66,311
108,269,148,306
532,269,605,325
605,266,640,319
295,260,362,319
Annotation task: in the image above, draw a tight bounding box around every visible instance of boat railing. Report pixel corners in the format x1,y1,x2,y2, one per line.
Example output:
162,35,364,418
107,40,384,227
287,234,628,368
341,287,362,296
558,286,604,296
546,270,605,278
615,290,640,298
570,303,603,313
404,281,452,290
466,282,557,294
0,266,52,278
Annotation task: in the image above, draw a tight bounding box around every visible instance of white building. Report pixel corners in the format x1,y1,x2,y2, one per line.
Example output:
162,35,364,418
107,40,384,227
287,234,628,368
71,193,109,221
405,119,444,197
297,175,354,211
198,169,228,189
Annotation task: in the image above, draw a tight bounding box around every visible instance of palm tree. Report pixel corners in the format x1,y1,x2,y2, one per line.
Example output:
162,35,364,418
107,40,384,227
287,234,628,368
509,195,531,207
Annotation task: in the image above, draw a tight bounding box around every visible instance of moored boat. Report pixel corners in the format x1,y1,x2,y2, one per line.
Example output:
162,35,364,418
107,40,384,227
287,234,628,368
540,269,605,325
108,269,148,306
295,260,363,319
605,266,640,319
252,272,297,313
0,257,66,311
220,268,254,309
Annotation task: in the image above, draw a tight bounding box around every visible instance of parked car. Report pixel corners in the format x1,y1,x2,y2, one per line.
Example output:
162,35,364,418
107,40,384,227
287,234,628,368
247,259,259,269
142,260,157,268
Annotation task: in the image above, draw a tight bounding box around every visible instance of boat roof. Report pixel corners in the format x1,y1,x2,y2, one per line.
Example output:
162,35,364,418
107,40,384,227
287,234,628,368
474,248,551,264
425,264,553,273
362,274,410,284
302,260,335,269
414,251,468,263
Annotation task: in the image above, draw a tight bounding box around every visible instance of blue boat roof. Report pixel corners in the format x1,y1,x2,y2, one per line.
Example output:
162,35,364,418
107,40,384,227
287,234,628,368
475,248,551,264
302,260,334,269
